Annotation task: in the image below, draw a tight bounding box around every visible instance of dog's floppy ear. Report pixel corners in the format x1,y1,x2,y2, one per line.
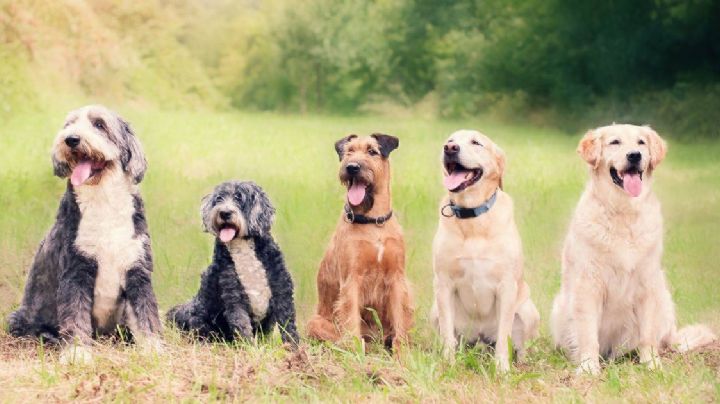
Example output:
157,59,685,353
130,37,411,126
246,185,276,237
493,143,506,189
334,134,357,161
643,126,667,170
52,154,71,178
118,117,148,184
577,129,601,169
371,133,399,158
200,193,212,233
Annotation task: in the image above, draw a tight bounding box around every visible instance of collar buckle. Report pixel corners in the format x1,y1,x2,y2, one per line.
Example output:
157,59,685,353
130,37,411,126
443,189,499,220
344,205,393,225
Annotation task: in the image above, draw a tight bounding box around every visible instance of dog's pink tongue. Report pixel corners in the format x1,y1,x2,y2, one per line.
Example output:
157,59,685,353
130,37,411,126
71,160,92,186
219,227,237,242
443,171,470,191
623,173,643,197
347,183,366,206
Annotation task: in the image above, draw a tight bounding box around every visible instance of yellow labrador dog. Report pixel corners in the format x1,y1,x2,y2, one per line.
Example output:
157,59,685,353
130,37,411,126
431,130,539,372
551,124,717,375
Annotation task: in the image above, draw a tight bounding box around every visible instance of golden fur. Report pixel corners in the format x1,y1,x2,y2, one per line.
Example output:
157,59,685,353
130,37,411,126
551,124,717,375
430,130,539,372
307,135,414,349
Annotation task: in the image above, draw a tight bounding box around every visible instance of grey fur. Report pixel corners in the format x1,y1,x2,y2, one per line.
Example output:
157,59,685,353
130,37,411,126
118,118,148,184
8,105,161,347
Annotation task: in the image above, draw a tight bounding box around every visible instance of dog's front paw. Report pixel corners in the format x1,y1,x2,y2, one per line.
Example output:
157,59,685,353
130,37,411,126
495,356,511,374
639,346,662,371
576,359,601,376
442,343,457,363
138,337,165,356
641,354,663,371
60,345,94,366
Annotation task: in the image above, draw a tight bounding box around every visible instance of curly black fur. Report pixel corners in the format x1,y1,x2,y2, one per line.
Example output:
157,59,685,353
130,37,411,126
167,181,298,346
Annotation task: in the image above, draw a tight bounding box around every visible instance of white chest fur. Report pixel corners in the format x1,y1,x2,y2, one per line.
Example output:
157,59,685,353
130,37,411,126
74,171,144,330
227,239,271,321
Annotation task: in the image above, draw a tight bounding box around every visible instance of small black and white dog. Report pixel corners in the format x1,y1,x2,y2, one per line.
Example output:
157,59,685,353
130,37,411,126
167,181,299,345
8,105,162,363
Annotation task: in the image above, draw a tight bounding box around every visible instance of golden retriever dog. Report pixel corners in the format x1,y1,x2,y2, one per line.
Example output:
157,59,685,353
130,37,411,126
551,124,717,375
431,130,539,372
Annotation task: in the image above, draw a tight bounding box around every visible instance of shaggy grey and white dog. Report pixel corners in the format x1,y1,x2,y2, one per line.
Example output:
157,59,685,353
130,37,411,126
167,181,298,345
7,105,162,363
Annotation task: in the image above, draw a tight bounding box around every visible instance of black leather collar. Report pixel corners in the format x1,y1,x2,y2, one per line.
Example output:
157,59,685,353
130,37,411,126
441,190,498,219
344,205,393,225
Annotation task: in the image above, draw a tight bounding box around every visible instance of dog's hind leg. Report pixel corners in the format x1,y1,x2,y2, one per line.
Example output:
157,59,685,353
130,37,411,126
307,315,340,342
7,309,30,337
166,302,194,331
307,259,341,342
9,235,61,341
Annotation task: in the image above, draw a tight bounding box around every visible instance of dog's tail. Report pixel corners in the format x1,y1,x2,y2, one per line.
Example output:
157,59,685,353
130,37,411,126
672,324,717,352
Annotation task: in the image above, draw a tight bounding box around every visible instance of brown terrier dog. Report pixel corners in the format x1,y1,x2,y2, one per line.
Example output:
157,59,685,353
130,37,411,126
307,134,413,350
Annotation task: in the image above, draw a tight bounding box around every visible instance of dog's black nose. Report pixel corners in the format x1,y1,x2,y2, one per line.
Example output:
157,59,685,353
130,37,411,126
219,210,232,221
64,135,81,148
626,151,642,164
346,163,361,175
444,143,459,155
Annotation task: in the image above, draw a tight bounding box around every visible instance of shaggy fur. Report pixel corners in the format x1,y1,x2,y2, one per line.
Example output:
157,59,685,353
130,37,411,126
167,181,298,345
551,124,717,375
8,105,161,363
306,134,414,350
430,130,540,373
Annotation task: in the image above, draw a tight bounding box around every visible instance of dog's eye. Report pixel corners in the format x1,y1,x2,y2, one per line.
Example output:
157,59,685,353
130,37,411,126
471,139,483,147
368,149,379,156
609,139,621,145
213,196,224,205
93,119,106,131
638,139,646,145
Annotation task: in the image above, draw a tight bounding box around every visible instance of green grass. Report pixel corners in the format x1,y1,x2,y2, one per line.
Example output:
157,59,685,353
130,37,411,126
0,108,718,402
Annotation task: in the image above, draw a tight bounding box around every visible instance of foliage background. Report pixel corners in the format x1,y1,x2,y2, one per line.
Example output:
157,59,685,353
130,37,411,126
2,0,718,137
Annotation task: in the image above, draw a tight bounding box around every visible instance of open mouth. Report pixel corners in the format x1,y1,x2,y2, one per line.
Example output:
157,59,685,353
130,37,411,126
443,161,483,192
610,166,644,197
218,223,238,243
70,154,108,187
346,179,369,207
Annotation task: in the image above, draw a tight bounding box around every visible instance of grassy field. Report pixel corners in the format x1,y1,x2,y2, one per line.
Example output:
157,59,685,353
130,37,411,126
0,108,718,402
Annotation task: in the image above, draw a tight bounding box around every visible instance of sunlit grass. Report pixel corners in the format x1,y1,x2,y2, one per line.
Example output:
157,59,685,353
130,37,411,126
0,108,718,401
